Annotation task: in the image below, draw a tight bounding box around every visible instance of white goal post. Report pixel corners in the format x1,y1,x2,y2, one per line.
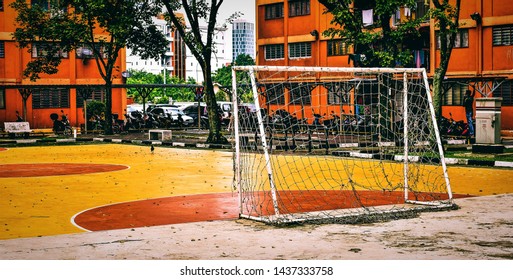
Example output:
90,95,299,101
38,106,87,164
231,66,454,224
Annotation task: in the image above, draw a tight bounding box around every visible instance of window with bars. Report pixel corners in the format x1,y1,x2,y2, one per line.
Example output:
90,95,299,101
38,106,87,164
0,41,4,58
265,3,284,20
327,40,349,56
289,83,312,105
493,25,513,46
436,29,469,49
289,42,311,58
264,84,286,105
289,0,310,17
76,45,108,59
0,89,5,109
265,44,284,60
76,88,106,107
325,83,350,105
32,43,68,58
32,88,70,109
495,81,513,105
415,0,429,21
443,83,467,106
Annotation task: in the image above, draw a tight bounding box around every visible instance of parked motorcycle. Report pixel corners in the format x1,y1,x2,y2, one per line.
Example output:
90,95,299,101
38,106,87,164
443,113,470,137
323,111,341,133
50,111,72,135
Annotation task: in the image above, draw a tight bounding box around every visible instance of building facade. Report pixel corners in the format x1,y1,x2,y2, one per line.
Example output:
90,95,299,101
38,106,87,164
232,19,256,61
0,0,127,129
126,14,187,80
186,25,230,84
255,0,513,129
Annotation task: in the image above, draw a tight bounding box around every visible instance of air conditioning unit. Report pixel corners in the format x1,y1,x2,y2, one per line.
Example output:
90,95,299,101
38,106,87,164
81,48,93,57
80,47,93,65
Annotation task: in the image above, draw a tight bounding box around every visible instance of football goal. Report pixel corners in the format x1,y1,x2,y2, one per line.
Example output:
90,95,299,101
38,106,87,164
231,66,454,224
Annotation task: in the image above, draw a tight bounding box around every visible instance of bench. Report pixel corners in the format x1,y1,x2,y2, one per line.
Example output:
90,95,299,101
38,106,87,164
148,129,172,141
4,122,32,139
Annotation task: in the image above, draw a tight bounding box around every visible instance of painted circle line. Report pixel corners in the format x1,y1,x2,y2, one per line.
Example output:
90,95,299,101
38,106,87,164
0,163,129,177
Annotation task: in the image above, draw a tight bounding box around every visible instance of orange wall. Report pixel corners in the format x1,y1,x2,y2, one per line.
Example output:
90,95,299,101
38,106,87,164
256,0,513,129
1,0,127,130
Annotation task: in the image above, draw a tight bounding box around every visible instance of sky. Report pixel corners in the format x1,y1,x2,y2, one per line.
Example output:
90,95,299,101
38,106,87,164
217,0,256,23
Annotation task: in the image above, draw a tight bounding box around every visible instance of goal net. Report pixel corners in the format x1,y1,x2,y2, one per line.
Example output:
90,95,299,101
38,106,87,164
231,66,454,224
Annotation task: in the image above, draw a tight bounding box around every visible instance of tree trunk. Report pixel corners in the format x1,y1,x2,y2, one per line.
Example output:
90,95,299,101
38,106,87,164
104,82,113,135
203,66,228,144
432,70,444,121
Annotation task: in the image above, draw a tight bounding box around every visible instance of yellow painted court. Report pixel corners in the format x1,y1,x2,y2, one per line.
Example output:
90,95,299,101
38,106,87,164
1,144,513,240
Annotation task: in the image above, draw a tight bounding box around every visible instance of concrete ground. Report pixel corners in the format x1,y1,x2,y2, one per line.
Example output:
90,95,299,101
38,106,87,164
0,142,513,260
0,193,512,260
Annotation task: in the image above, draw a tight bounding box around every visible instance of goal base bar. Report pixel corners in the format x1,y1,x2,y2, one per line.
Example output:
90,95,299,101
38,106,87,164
240,202,458,225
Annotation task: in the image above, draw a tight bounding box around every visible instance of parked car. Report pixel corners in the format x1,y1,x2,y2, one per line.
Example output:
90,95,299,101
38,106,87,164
179,104,207,124
148,107,194,127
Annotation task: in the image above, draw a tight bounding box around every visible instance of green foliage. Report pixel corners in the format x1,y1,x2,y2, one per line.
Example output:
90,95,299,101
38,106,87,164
429,0,462,119
214,54,255,86
159,0,239,143
86,100,106,118
126,70,197,103
11,0,169,135
213,54,255,103
215,90,228,101
11,0,168,81
319,0,422,67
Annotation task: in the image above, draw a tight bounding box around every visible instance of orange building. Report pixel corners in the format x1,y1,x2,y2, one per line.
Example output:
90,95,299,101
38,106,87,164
255,0,513,129
0,0,127,130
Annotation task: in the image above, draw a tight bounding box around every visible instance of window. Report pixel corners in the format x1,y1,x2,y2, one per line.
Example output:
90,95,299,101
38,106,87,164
495,81,513,106
76,88,106,108
32,43,68,58
289,83,312,105
265,44,284,60
289,0,310,17
443,83,467,106
493,25,513,46
31,0,65,12
32,88,70,109
289,42,311,58
0,41,4,58
265,3,284,20
327,40,349,56
76,45,108,59
0,89,5,109
264,84,285,105
414,0,429,22
325,83,350,105
436,29,469,49
0,0,3,11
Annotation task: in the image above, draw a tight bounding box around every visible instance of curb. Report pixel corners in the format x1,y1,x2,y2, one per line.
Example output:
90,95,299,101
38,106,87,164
1,137,510,168
0,137,233,151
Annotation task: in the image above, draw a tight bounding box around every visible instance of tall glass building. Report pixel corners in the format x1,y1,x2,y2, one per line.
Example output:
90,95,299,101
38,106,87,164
232,19,255,62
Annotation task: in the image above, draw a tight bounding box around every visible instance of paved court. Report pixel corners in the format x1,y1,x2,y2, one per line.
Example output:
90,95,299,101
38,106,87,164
1,144,513,260
0,144,234,239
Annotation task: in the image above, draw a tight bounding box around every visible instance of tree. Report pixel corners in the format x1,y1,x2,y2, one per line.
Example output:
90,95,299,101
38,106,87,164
430,0,462,119
126,70,197,105
11,0,168,134
213,53,255,103
319,0,427,140
159,0,240,144
319,0,462,131
319,0,424,67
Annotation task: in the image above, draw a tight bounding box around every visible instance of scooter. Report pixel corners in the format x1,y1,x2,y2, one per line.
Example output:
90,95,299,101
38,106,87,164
50,111,72,135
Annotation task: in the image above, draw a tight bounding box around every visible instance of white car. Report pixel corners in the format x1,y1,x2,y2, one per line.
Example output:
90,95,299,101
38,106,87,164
149,107,194,126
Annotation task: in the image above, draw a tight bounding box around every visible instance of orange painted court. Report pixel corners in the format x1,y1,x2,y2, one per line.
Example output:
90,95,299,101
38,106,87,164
1,144,513,240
